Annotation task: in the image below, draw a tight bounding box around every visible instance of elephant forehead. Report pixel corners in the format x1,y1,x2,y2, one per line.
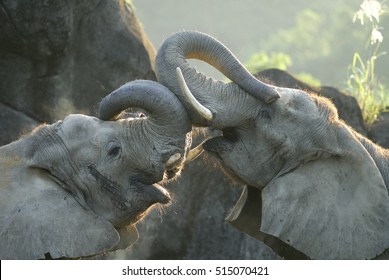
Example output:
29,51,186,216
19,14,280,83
60,114,127,142
277,88,319,116
61,114,101,135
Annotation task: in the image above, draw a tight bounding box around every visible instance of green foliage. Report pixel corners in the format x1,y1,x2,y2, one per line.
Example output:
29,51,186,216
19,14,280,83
258,4,374,85
265,9,331,61
347,53,388,124
346,0,389,124
134,0,389,98
295,73,322,87
244,51,321,87
244,51,292,73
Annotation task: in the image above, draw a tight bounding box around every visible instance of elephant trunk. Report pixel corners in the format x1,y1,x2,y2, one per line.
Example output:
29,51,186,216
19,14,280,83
99,80,191,141
156,31,279,127
98,80,205,167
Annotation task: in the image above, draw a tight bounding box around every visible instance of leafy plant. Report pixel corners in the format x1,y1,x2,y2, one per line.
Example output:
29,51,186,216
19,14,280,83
245,51,292,73
244,51,321,86
295,72,322,87
347,0,388,124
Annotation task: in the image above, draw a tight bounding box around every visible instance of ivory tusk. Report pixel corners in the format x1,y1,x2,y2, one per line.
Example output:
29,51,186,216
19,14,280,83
166,153,182,167
176,67,213,121
184,142,204,164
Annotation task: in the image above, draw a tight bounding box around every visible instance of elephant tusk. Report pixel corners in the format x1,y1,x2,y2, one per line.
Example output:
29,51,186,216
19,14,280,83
166,153,182,167
184,142,204,164
176,67,213,121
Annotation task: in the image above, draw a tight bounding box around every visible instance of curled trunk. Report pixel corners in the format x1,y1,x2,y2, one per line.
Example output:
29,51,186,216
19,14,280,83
99,80,204,167
156,31,279,127
99,80,191,136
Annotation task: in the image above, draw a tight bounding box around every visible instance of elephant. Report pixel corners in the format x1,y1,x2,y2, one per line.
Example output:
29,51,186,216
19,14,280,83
255,68,367,135
155,31,389,259
0,80,203,259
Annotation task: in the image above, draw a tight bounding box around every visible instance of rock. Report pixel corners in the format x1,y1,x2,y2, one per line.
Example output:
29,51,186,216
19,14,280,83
0,103,40,146
256,69,366,135
0,0,156,145
368,111,389,148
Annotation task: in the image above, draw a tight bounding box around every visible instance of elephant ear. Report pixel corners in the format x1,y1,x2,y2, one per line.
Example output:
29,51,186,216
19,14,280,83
0,183,124,259
260,128,389,259
226,185,309,259
113,225,139,250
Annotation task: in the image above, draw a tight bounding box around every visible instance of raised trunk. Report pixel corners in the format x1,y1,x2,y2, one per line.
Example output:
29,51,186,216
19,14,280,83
99,80,191,136
156,31,279,127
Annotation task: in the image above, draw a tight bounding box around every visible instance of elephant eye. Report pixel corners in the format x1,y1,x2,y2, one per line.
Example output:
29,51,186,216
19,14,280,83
108,145,121,157
258,107,272,120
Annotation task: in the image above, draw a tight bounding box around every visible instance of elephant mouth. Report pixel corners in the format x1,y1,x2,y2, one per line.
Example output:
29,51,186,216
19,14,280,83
203,139,224,161
116,182,170,227
88,165,171,210
125,182,170,225
164,141,206,180
135,182,171,205
203,132,235,161
164,163,184,180
203,134,247,184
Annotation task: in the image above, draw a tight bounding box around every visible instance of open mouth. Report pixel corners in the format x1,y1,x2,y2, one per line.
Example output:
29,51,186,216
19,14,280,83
89,165,171,207
128,179,171,206
124,182,170,226
201,131,249,184
203,138,223,161
164,164,183,180
203,138,247,185
142,182,171,205
221,127,239,142
164,141,206,180
203,131,235,159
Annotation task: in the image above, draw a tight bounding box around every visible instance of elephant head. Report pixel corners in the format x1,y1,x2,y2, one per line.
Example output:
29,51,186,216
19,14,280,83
155,31,389,259
0,80,203,259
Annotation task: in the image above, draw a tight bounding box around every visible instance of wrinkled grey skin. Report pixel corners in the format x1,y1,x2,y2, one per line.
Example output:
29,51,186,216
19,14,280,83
156,31,389,259
0,80,191,259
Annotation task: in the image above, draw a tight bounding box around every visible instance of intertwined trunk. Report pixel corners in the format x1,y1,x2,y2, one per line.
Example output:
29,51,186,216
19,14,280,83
156,31,279,128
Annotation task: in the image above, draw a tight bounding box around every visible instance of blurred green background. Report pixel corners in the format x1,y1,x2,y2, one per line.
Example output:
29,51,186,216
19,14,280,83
132,0,389,122
132,0,388,85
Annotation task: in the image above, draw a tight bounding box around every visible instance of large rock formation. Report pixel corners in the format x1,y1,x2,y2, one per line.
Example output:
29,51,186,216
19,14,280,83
0,0,155,145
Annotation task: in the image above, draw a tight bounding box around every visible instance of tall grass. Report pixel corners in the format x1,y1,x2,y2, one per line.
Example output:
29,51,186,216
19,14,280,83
347,0,388,125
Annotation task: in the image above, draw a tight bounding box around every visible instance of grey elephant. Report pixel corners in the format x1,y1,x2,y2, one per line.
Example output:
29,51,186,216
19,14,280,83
156,31,389,259
0,80,203,259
